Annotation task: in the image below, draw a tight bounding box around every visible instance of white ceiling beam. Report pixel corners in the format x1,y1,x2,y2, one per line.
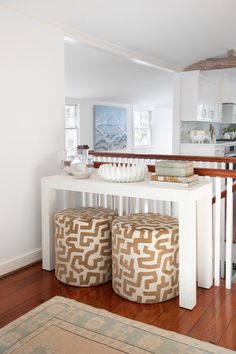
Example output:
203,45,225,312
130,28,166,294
0,4,180,73
63,27,180,73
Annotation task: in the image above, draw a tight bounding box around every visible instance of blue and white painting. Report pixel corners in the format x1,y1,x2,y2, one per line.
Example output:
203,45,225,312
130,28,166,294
94,105,127,151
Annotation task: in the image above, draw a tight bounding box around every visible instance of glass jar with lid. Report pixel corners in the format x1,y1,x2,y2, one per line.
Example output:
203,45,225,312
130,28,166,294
71,145,90,172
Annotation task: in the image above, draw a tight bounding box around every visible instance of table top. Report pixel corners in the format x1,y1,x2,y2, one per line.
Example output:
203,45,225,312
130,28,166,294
42,173,212,202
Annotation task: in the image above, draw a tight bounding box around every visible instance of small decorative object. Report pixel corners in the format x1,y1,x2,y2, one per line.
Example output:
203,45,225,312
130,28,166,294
153,160,198,187
189,130,209,143
63,145,93,178
155,160,194,177
71,145,90,170
94,105,127,151
222,127,236,140
209,124,216,143
98,163,147,183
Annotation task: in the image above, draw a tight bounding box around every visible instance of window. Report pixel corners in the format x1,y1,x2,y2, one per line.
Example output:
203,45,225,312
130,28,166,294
65,104,79,156
133,110,151,146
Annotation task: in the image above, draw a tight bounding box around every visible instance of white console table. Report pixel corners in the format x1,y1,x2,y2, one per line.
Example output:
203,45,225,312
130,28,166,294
41,173,213,310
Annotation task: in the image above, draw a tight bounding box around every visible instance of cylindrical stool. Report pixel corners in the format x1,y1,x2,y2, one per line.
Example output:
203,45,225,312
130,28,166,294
112,213,179,304
55,207,116,287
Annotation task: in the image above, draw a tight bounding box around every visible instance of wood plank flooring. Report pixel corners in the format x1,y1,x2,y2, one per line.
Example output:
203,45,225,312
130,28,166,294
1,262,236,351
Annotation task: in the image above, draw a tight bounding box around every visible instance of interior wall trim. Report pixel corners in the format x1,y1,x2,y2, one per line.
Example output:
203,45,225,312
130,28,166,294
0,248,42,276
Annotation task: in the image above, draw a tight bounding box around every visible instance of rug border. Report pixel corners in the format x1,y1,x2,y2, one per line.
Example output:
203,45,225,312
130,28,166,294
0,295,234,354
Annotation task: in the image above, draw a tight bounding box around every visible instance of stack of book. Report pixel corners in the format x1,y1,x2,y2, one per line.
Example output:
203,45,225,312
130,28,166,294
151,160,199,187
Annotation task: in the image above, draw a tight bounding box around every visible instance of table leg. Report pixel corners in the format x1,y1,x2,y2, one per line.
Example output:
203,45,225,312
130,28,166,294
197,193,213,289
41,182,56,271
178,198,197,310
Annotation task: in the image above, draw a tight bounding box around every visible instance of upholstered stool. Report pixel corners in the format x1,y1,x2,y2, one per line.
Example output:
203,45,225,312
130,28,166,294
55,207,116,287
112,213,179,304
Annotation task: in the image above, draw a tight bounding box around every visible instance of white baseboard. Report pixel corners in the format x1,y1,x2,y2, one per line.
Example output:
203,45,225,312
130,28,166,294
0,248,42,276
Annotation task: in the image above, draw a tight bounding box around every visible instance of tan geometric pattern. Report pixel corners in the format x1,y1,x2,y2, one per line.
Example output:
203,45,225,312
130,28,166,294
55,207,117,287
112,213,179,303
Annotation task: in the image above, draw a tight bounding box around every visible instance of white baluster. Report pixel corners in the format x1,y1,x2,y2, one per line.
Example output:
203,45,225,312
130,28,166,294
111,195,115,210
148,199,154,213
214,177,221,286
139,199,145,213
88,193,93,207
159,201,164,215
172,202,178,218
134,198,140,213
97,194,101,207
220,197,226,278
118,196,123,216
65,191,77,208
221,162,226,190
226,177,233,289
220,162,226,278
114,195,119,212
154,200,159,213
105,194,111,209
82,192,86,207
164,201,172,216
144,199,149,213
103,194,108,208
100,194,105,208
126,197,131,214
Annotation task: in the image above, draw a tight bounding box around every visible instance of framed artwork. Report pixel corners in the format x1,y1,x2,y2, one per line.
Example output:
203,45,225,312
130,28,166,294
94,105,127,151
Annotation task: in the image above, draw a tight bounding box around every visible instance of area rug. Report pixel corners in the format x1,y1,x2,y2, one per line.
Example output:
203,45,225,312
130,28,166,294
0,296,234,354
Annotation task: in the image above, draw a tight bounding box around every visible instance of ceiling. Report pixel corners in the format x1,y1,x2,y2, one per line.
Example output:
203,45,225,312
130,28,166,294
2,0,235,108
1,0,236,70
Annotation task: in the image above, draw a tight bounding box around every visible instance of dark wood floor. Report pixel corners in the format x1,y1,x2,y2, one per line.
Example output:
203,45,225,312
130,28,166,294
1,262,236,351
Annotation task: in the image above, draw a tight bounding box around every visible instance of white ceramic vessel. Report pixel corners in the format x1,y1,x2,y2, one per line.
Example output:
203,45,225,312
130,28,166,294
189,130,209,143
98,163,147,183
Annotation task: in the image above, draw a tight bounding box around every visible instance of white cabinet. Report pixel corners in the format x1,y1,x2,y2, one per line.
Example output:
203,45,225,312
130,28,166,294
222,103,236,123
181,71,221,122
180,143,225,157
221,72,236,105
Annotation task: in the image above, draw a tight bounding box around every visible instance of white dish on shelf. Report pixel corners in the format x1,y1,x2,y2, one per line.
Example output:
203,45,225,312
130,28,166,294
98,163,147,183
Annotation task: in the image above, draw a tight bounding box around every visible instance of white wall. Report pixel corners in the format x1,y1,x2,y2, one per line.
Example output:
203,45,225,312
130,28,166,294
0,7,65,275
151,108,173,154
172,73,181,154
66,98,173,153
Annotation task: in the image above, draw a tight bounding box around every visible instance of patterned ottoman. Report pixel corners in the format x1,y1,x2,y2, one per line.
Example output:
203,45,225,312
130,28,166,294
112,213,179,303
55,207,117,287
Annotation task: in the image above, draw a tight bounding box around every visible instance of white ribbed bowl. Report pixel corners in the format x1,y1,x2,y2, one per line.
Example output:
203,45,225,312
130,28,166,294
98,163,147,183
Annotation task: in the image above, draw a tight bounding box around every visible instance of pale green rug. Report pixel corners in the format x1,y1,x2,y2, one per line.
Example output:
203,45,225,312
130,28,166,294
0,296,234,354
